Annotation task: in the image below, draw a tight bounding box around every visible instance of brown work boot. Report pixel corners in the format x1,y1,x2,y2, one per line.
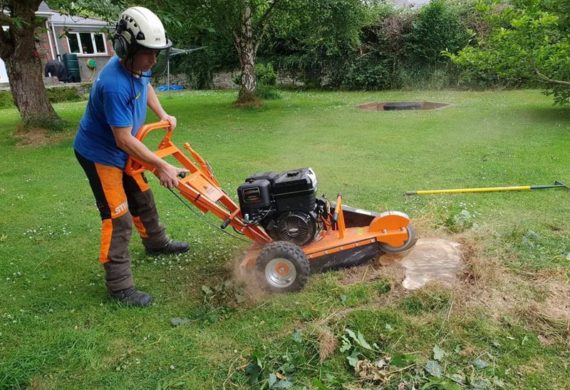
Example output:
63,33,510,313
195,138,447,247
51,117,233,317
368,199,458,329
145,239,189,256
111,287,153,307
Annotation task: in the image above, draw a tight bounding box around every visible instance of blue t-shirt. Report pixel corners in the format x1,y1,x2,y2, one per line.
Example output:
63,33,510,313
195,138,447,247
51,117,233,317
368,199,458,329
74,56,150,168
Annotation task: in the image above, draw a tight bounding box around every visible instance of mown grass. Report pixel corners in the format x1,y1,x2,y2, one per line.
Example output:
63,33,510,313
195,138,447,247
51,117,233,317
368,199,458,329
0,89,568,389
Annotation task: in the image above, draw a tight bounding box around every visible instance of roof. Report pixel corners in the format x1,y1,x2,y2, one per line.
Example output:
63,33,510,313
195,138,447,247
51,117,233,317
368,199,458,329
37,1,110,28
37,1,54,14
392,0,431,7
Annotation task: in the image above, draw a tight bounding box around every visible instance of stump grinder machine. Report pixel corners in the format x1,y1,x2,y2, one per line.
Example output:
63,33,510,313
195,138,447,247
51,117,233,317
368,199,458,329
126,121,416,293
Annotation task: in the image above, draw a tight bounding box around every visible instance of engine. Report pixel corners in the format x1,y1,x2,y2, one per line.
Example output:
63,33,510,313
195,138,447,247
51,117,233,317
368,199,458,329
237,168,327,246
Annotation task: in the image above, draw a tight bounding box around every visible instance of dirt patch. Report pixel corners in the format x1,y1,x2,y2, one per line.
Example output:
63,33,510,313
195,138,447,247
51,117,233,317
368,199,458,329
316,326,337,362
541,278,570,323
357,101,449,111
14,127,72,148
400,239,464,289
339,238,465,290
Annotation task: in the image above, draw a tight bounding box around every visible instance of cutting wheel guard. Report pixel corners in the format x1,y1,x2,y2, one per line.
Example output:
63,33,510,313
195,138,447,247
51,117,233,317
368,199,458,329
126,121,415,276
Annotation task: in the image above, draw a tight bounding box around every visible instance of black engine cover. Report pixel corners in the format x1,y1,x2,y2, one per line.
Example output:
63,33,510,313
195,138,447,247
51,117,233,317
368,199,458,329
237,179,271,217
265,211,317,246
237,168,320,244
272,168,317,213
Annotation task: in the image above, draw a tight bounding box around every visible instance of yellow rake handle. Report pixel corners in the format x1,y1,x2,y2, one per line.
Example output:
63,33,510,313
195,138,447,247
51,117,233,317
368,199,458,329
405,182,568,196
408,186,531,195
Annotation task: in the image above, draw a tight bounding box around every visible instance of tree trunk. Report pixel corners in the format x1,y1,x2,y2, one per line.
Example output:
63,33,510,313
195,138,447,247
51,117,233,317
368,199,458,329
1,0,61,128
235,0,259,105
7,53,60,128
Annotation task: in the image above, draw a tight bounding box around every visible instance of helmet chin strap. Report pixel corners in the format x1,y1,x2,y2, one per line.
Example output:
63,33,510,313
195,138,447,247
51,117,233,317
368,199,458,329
120,48,153,78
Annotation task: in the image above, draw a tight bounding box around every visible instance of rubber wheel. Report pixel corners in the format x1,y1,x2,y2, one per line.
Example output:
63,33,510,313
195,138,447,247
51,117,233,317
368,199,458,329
379,225,417,254
256,241,310,293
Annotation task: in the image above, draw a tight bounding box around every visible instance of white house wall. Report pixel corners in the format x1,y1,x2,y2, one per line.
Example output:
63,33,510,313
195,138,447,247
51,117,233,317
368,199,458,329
0,59,8,83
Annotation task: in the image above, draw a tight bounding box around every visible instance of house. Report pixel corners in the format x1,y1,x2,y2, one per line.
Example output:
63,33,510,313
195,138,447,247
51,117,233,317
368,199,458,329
0,1,115,85
392,0,431,7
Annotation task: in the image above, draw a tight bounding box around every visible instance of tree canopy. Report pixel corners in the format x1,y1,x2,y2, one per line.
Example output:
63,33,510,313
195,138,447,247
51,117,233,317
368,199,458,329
451,0,570,104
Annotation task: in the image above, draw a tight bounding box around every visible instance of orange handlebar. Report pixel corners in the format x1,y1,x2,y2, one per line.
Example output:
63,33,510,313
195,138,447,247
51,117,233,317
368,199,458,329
136,120,173,142
124,121,173,176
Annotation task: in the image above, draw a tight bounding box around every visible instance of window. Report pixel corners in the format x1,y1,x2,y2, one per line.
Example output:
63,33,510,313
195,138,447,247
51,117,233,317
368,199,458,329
67,32,107,55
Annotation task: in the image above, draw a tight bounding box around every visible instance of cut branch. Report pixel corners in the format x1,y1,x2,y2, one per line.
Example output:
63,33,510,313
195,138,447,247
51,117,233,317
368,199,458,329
254,0,282,52
536,69,570,86
0,13,14,25
257,0,281,31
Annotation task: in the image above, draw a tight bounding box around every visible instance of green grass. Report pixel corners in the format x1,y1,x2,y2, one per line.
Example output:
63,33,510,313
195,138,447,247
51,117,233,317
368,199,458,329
0,90,568,389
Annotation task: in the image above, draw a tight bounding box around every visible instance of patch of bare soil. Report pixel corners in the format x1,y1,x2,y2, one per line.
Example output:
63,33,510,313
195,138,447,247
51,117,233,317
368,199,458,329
400,239,464,289
339,238,464,290
316,326,337,362
14,127,72,148
335,228,569,335
541,278,570,323
357,101,449,111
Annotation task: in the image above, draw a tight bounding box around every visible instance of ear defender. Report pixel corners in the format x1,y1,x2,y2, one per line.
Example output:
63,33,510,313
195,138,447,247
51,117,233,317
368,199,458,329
113,18,132,59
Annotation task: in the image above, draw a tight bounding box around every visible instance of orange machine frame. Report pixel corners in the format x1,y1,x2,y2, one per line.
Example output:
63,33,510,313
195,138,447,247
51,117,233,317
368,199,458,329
125,121,411,268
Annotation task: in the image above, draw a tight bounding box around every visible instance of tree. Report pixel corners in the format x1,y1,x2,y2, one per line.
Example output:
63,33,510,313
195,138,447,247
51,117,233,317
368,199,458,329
450,0,570,104
261,0,371,88
407,0,471,66
0,0,62,128
199,0,284,105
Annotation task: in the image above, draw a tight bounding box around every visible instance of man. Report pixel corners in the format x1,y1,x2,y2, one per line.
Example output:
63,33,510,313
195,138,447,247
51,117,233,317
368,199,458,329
74,7,189,307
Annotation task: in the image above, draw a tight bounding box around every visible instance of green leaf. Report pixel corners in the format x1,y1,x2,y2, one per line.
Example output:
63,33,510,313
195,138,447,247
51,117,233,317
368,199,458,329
391,352,416,367
339,336,352,353
473,358,489,369
291,329,303,344
311,378,327,390
273,379,293,389
433,345,446,361
449,373,465,385
422,378,462,390
244,362,262,385
347,355,359,368
425,360,443,378
345,328,373,350
471,378,490,389
201,285,213,295
492,377,506,388
268,373,277,388
347,351,360,368
170,317,191,327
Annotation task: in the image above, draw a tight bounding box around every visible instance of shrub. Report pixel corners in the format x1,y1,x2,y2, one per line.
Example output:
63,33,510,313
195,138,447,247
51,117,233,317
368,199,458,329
0,91,15,109
0,86,87,110
343,56,394,90
46,86,84,103
256,63,277,86
398,64,459,90
255,84,282,100
406,0,471,66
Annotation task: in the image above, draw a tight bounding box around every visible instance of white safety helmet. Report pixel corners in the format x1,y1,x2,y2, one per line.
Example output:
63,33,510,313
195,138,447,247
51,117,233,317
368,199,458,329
113,6,172,58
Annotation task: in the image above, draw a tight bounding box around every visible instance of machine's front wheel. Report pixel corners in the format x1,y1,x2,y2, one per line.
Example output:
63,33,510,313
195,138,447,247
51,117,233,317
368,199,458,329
379,225,417,254
256,241,310,293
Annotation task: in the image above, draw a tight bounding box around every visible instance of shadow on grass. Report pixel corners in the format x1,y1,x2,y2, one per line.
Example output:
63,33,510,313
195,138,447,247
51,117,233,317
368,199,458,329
511,106,570,126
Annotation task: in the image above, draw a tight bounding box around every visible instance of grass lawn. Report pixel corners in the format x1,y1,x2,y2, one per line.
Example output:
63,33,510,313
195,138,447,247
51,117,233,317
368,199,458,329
0,89,568,389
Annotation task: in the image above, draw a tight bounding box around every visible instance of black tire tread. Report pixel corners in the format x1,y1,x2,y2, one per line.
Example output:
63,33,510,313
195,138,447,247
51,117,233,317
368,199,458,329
256,241,310,293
